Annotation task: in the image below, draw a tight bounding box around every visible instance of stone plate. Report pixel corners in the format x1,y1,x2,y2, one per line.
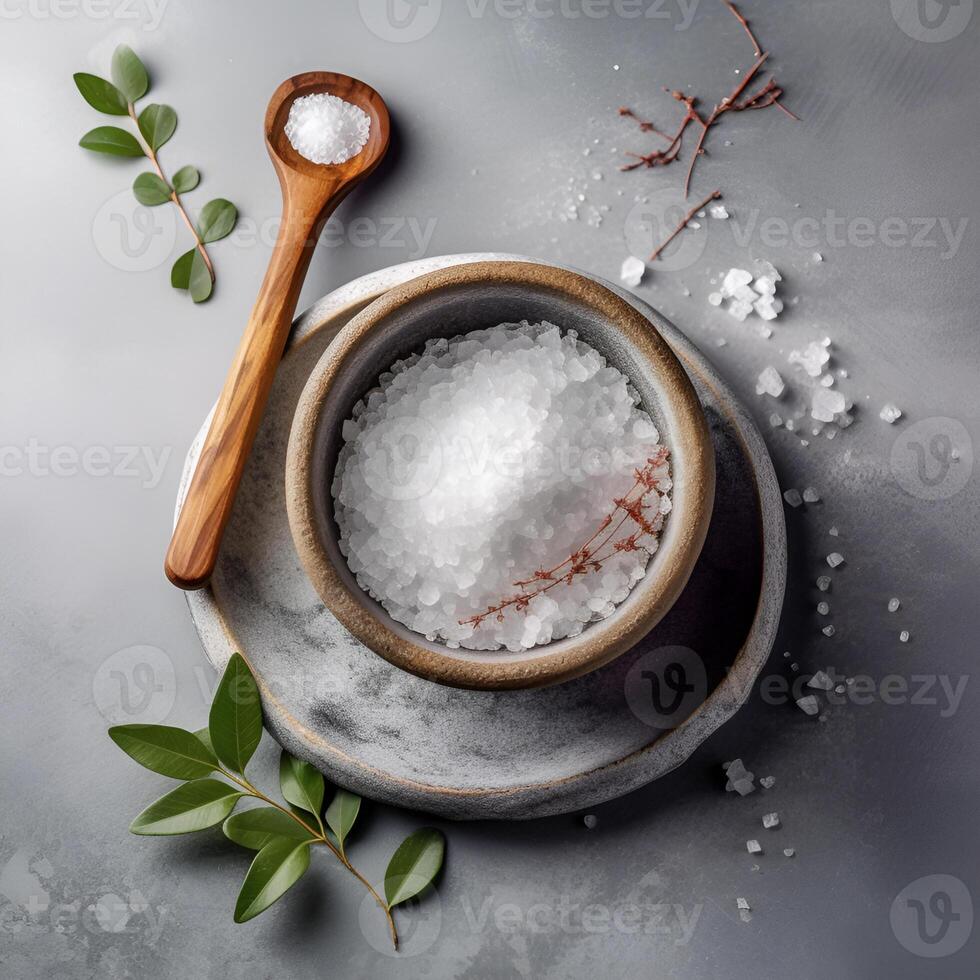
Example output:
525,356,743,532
177,253,786,820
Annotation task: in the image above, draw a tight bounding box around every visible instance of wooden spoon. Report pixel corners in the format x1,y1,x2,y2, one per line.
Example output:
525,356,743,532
165,72,390,590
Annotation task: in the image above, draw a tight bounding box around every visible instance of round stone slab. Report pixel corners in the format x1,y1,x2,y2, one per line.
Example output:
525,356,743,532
177,253,786,820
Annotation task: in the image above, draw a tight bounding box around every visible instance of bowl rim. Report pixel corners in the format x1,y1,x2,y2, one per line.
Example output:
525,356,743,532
284,259,715,690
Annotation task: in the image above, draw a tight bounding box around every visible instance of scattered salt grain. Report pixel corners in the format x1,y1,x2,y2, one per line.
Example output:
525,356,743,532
828,526,839,537
788,341,830,378
796,695,820,716
620,255,646,287
709,203,729,219
822,625,836,637
723,759,756,795
816,575,831,591
746,839,762,854
783,489,803,508
736,897,750,911
812,251,823,262
333,322,670,652
802,487,820,503
284,93,371,165
783,848,795,858
811,387,846,423
826,552,844,568
899,630,910,643
879,403,903,424
760,776,776,789
762,812,780,829
888,597,901,612
708,292,723,307
808,669,833,690
756,366,785,397
816,601,830,616
583,814,599,829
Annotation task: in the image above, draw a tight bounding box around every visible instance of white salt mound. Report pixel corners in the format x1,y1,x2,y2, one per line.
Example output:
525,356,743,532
332,322,672,652
284,93,371,165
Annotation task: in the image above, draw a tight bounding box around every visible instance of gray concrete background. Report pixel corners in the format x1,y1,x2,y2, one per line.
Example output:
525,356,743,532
1,0,978,977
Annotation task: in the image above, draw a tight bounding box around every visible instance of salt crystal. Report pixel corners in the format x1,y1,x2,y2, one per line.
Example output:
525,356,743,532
762,812,780,829
756,366,785,397
709,204,729,219
728,299,754,322
802,487,820,503
888,597,901,612
746,839,762,854
754,276,777,296
811,387,846,423
808,669,833,690
817,601,830,615
736,897,751,911
724,759,756,795
707,292,723,307
333,322,669,652
783,848,795,858
620,255,646,287
816,575,831,591
760,776,776,789
796,695,820,715
899,630,910,643
788,341,830,378
769,413,783,428
829,527,839,536
583,814,599,829
879,403,903,424
826,552,844,568
721,268,753,296
284,93,371,165
812,251,823,262
822,625,836,637
783,489,803,508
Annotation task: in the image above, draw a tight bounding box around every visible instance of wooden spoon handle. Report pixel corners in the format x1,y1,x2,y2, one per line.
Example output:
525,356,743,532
165,191,336,590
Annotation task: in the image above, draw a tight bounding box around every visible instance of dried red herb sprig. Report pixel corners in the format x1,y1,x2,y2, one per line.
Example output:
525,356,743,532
649,190,722,261
459,447,671,631
619,0,798,199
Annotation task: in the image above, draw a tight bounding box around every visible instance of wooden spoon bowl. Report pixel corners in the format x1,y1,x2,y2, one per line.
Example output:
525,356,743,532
165,72,390,591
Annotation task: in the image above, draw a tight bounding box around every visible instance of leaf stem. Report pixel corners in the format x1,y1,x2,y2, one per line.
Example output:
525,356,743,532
219,767,398,949
127,103,214,281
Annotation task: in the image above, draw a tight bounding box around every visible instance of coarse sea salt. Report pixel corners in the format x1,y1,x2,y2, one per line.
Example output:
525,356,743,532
332,322,671,652
284,93,371,165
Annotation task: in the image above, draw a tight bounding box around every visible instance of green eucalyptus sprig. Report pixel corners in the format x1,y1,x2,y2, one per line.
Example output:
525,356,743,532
108,653,445,947
74,45,238,302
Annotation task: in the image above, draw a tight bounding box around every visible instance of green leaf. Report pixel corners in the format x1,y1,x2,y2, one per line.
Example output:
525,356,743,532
279,753,325,817
234,838,311,923
133,172,171,206
111,44,148,102
130,779,243,836
171,248,195,289
194,726,214,754
109,724,219,779
384,828,445,909
79,126,144,157
73,73,128,115
197,198,237,243
208,653,262,773
325,790,361,850
189,249,213,303
172,165,200,194
138,103,176,151
223,807,315,850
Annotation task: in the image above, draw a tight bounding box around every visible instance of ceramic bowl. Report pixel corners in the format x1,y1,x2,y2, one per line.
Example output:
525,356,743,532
285,260,715,690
